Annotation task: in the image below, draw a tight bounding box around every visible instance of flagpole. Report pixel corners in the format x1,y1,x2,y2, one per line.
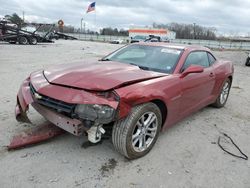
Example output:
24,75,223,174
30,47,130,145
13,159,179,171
94,12,96,32
84,12,87,39
94,4,97,32
81,18,83,33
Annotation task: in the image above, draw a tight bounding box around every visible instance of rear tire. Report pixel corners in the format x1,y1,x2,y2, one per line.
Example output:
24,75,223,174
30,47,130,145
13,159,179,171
212,78,231,108
29,37,38,45
18,36,28,45
112,102,162,159
8,41,16,44
245,57,250,66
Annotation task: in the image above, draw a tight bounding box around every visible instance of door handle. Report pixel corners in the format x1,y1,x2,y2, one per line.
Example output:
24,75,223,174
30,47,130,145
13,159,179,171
209,72,214,77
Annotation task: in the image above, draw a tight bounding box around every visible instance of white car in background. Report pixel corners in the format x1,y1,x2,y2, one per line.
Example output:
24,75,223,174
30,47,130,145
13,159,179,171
110,38,123,44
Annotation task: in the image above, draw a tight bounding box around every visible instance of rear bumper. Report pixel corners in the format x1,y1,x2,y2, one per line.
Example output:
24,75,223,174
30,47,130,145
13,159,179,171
15,78,85,136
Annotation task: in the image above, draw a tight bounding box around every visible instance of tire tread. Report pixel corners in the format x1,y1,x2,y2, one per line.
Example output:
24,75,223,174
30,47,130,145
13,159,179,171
112,103,161,159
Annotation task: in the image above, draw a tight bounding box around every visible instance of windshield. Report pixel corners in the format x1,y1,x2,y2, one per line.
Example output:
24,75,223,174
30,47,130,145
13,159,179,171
104,44,182,74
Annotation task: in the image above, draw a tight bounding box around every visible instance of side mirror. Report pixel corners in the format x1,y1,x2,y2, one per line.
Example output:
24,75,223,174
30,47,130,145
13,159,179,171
180,65,204,78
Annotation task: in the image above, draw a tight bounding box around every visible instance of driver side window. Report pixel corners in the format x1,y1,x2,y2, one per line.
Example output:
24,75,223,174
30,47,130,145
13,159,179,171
183,51,210,71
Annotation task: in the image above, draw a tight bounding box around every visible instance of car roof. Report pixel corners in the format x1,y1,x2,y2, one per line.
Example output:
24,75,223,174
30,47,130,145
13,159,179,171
132,42,211,52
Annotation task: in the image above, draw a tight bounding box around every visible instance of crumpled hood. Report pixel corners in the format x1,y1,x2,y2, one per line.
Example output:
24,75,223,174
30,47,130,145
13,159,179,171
43,61,167,91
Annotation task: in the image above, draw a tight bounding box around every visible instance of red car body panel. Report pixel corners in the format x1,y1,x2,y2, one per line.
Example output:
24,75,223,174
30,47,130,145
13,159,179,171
15,43,234,136
43,61,166,91
29,71,119,108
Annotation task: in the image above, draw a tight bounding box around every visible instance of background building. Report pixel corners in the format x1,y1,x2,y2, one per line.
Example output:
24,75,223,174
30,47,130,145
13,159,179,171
129,28,176,40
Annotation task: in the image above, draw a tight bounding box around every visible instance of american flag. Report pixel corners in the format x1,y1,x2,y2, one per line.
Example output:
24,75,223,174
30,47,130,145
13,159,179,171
86,2,96,13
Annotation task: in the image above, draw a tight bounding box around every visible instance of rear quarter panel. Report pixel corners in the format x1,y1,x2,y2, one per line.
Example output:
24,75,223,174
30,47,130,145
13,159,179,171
212,60,234,98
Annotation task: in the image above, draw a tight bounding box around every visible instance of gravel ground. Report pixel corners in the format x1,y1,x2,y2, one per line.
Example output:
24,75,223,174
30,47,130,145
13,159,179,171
0,40,249,188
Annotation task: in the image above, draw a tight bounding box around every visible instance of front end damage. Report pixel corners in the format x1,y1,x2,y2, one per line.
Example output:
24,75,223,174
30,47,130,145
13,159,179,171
13,73,120,149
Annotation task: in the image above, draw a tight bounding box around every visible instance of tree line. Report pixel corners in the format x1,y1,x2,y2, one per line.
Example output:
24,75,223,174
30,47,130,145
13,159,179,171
153,22,217,40
100,23,217,39
100,27,128,36
3,13,217,40
3,13,24,28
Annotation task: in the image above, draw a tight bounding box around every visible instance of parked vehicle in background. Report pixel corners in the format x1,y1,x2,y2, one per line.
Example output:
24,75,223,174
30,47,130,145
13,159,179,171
110,38,123,44
246,52,250,66
15,43,234,159
129,28,176,41
144,35,162,42
130,35,147,43
0,21,54,44
161,37,170,43
131,35,170,43
49,31,77,40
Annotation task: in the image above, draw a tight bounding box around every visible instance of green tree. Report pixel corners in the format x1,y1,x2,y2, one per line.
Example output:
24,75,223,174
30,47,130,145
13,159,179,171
4,13,24,28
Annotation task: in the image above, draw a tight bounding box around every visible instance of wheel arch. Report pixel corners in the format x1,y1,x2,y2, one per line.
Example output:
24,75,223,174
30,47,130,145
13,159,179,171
228,75,233,83
150,99,168,128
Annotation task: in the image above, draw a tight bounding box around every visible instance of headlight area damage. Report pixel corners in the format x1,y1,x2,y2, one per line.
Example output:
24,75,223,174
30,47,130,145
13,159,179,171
10,74,120,149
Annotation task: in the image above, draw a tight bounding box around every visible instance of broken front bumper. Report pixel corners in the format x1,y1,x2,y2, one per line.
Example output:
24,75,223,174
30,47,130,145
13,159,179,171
15,79,85,136
15,74,120,136
15,78,33,123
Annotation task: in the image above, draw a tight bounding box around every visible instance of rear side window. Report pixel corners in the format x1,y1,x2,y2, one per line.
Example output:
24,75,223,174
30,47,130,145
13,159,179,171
183,51,210,70
207,53,216,65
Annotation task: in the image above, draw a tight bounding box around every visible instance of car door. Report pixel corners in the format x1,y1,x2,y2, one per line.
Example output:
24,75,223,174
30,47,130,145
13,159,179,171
179,51,215,117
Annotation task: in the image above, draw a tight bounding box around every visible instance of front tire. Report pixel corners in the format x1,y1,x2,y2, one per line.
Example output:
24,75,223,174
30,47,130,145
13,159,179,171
112,103,162,159
212,78,231,108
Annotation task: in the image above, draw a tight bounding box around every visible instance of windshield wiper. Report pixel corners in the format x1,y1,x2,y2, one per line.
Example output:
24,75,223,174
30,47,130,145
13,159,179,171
100,60,149,70
129,63,150,70
100,58,111,61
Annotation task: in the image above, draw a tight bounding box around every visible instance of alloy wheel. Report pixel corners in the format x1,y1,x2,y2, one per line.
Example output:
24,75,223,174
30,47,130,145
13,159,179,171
220,81,230,104
132,112,158,152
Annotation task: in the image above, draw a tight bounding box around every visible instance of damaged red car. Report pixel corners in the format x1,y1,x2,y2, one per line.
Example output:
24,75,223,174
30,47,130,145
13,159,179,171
15,43,234,159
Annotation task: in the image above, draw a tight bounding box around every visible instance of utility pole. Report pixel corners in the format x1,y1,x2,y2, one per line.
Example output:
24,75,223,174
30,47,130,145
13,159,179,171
81,18,84,33
22,11,25,22
193,23,196,40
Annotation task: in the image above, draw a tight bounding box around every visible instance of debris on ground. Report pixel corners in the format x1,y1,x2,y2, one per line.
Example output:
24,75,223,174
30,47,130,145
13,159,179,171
99,158,118,177
81,141,103,149
8,123,65,150
232,86,242,89
218,133,248,160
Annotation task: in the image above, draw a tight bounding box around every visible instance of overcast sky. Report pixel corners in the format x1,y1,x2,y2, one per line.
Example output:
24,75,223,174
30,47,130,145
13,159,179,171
0,0,249,36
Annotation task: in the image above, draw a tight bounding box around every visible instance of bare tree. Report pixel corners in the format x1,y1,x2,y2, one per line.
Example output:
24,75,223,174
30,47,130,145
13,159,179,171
4,13,24,28
153,22,217,40
100,27,128,36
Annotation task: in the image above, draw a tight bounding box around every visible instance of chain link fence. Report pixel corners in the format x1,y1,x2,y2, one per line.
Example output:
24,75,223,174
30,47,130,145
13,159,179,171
65,33,250,50
65,33,129,43
174,39,250,50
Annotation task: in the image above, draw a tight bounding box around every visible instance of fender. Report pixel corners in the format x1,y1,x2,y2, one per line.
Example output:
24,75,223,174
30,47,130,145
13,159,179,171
115,75,182,129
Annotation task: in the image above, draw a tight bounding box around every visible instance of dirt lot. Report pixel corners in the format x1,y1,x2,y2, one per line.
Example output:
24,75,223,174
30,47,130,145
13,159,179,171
0,40,249,188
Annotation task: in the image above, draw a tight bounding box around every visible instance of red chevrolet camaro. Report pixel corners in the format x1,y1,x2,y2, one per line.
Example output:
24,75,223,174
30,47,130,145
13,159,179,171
15,43,234,159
